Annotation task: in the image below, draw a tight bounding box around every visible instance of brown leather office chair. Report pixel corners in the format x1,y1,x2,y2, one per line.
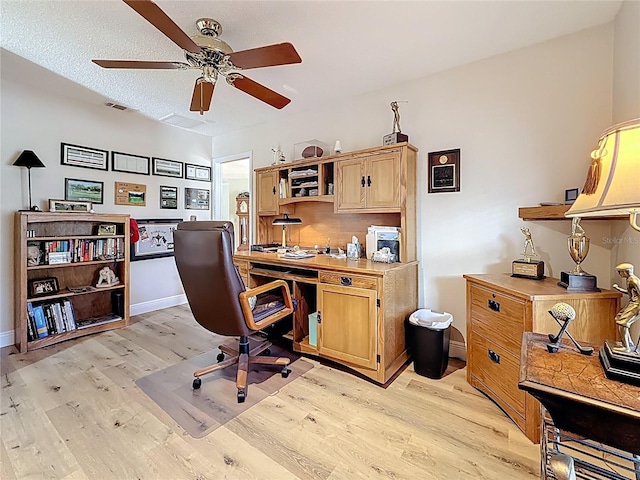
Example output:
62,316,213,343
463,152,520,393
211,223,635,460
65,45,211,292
174,221,294,403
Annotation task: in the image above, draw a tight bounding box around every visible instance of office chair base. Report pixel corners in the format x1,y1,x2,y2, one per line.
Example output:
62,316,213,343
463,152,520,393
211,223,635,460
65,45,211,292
192,336,292,402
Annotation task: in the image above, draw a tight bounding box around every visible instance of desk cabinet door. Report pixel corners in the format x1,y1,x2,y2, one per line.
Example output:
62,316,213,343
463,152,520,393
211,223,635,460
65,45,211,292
317,283,377,369
257,170,278,215
336,159,365,211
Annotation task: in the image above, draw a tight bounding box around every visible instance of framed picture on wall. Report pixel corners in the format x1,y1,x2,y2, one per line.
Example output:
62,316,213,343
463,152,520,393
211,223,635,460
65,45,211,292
185,187,210,210
131,218,182,261
114,181,146,206
428,148,460,193
65,178,104,204
112,151,150,175
61,143,109,170
153,158,184,178
185,163,211,182
160,185,178,209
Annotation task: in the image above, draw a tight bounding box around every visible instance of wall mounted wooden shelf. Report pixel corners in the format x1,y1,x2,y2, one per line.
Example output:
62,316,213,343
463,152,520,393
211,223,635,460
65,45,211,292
518,205,627,221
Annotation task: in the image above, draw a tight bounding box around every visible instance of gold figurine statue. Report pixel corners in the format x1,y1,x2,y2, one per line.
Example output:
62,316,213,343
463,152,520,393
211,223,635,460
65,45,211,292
391,101,401,133
612,263,640,353
520,227,537,262
568,217,590,275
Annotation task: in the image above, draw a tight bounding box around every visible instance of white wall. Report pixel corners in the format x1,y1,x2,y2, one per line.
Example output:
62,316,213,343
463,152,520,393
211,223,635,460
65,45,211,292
1,74,213,346
213,24,617,345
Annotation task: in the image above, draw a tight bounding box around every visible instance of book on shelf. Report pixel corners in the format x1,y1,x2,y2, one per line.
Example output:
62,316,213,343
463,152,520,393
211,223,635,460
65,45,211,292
31,304,49,339
26,302,37,341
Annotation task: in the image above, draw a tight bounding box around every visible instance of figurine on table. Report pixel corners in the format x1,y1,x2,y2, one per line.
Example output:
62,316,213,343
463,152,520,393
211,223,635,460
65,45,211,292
611,263,640,353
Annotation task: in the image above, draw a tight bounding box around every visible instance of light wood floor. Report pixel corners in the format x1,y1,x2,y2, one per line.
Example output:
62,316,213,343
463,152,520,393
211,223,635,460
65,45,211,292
1,305,540,479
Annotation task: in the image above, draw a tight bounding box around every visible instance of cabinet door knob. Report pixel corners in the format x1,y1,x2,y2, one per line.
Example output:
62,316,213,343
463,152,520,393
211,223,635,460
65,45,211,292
488,349,501,364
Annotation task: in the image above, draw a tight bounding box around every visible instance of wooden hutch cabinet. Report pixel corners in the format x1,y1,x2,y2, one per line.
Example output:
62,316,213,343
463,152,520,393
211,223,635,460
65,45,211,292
243,142,419,383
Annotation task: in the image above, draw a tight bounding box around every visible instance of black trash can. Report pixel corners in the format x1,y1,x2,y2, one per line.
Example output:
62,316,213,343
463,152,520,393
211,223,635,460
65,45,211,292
406,309,453,379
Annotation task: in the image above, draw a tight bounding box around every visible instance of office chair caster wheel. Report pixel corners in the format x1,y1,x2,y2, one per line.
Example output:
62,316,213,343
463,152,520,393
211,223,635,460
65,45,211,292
237,389,246,403
192,378,202,390
263,348,271,356
281,368,291,378
217,352,225,362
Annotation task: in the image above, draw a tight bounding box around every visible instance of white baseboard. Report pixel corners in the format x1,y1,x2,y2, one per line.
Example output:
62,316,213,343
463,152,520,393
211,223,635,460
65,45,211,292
0,330,14,349
0,295,189,350
449,339,467,361
130,294,188,317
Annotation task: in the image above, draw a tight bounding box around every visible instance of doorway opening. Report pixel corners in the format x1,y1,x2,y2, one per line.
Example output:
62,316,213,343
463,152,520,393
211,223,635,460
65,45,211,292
213,152,251,250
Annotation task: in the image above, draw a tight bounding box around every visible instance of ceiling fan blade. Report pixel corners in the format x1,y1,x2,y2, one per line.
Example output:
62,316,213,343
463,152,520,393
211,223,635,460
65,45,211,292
190,80,215,115
92,60,189,69
228,75,291,109
123,0,201,53
228,42,302,70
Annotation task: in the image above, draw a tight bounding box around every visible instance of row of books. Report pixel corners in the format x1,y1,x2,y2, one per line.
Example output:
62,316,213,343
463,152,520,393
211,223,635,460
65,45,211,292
26,300,122,341
27,238,126,266
27,299,76,341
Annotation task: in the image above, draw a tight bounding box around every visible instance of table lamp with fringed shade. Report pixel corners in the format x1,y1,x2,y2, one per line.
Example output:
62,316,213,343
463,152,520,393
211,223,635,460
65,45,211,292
13,150,46,211
272,213,302,248
565,118,640,230
565,118,640,384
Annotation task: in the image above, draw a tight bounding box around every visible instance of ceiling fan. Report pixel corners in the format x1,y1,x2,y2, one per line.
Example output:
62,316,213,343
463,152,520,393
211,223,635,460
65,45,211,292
92,0,302,115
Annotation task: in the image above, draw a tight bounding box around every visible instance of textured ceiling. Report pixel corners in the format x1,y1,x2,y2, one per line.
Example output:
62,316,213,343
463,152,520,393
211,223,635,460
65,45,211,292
0,0,622,138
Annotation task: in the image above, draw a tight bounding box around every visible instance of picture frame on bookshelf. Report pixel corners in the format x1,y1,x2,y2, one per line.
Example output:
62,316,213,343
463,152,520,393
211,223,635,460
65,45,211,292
28,277,59,297
65,178,104,204
185,163,211,182
61,143,109,171
97,223,117,235
49,199,93,212
153,158,184,178
131,218,181,261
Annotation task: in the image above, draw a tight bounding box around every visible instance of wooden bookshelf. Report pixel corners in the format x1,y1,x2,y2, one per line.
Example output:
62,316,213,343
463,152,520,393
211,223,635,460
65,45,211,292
14,212,130,352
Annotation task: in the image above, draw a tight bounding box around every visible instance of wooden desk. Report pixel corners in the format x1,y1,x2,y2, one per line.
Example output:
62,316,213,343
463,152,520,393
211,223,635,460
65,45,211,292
519,333,640,478
234,251,418,384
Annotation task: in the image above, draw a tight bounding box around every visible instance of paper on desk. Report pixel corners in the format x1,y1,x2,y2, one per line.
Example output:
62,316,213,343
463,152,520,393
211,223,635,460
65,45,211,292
282,251,315,259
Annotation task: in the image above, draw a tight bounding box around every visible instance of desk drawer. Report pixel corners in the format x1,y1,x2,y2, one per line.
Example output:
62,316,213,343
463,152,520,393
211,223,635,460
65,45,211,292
319,271,377,290
470,284,524,355
469,331,525,417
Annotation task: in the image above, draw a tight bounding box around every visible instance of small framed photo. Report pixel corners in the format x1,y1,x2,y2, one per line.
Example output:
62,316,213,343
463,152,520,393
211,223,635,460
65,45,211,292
428,148,460,193
160,185,178,209
61,143,109,170
97,224,117,236
185,187,210,210
29,277,59,297
65,178,104,204
185,163,212,182
112,151,150,175
565,188,579,205
153,158,184,178
49,199,93,212
114,181,146,206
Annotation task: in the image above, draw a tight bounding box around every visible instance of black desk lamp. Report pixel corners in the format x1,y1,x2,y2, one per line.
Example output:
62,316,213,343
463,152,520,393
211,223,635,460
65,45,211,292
13,150,46,211
272,213,302,248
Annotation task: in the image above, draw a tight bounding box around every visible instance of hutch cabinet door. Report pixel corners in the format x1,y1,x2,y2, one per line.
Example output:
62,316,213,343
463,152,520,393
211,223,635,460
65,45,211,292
317,283,377,369
366,152,401,209
256,170,279,215
336,158,365,211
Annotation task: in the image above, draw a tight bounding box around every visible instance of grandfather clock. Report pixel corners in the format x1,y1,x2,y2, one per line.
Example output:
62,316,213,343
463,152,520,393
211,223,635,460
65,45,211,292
235,194,250,251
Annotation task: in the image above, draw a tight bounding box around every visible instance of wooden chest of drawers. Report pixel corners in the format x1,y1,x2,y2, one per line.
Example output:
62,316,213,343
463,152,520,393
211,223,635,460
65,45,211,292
464,274,621,443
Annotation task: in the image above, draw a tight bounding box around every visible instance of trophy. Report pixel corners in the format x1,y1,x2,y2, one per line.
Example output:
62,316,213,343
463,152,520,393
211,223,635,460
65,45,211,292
383,101,408,145
511,227,545,279
557,218,599,292
599,263,640,384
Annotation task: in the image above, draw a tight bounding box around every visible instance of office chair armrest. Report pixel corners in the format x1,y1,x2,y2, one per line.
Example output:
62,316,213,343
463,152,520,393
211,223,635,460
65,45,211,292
239,280,294,331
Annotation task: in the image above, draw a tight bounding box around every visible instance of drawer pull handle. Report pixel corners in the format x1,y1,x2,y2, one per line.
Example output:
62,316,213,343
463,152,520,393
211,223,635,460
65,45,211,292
488,349,501,364
341,277,352,286
488,299,500,312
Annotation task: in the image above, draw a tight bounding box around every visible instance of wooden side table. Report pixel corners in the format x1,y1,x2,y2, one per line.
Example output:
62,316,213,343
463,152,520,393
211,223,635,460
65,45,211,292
519,332,640,479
